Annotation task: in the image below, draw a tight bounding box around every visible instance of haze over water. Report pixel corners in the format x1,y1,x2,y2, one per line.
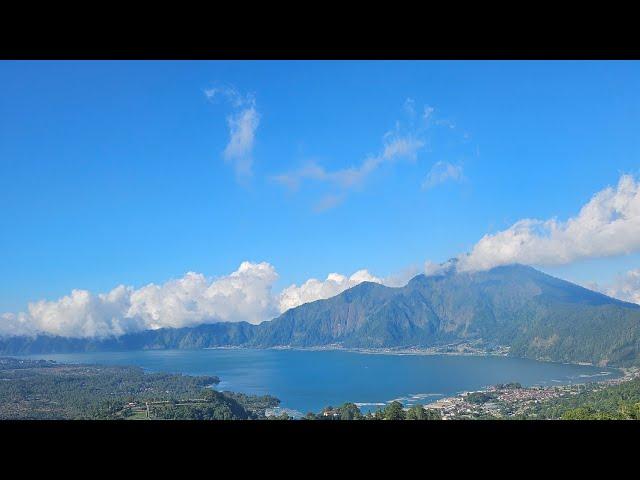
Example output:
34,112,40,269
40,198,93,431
19,349,620,414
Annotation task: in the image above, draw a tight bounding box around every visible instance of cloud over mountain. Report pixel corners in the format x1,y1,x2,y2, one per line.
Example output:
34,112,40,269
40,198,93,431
0,262,280,338
127,262,279,328
6,173,640,338
1,259,431,338
600,269,640,305
458,174,640,271
1,263,419,339
278,270,383,313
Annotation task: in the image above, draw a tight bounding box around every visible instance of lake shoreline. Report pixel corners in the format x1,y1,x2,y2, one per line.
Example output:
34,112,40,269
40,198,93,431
204,344,620,370
421,365,640,419
15,348,624,415
205,344,510,357
203,344,632,413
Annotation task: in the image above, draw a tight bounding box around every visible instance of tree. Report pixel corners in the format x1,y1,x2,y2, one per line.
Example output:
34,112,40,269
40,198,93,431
424,408,442,420
406,405,442,420
619,402,640,420
405,404,426,420
339,402,362,420
561,407,614,420
383,401,406,420
405,404,442,420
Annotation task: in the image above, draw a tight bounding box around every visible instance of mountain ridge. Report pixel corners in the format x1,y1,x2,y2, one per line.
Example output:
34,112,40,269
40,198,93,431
2,264,640,366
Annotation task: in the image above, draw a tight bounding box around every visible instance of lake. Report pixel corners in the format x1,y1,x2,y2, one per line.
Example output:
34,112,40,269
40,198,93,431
20,349,620,415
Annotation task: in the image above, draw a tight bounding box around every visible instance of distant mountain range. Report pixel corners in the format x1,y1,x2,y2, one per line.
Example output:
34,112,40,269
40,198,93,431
2,264,640,366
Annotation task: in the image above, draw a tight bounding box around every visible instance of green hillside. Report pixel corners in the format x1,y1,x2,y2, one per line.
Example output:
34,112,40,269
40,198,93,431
2,264,640,366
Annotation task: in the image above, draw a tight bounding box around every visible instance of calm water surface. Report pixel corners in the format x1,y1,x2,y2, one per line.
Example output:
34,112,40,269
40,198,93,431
20,349,619,414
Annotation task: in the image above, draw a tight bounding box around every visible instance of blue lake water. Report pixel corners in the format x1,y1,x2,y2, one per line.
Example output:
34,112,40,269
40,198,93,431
19,349,620,414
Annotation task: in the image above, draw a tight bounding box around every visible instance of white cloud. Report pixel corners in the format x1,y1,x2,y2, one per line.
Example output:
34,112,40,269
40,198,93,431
271,101,473,211
278,269,383,312
272,134,424,194
1,262,423,338
205,86,259,179
421,161,464,190
424,259,457,276
458,174,640,272
3,286,142,339
0,262,280,339
223,106,260,178
128,261,279,329
598,269,640,305
277,264,430,312
381,265,423,287
0,312,37,337
271,100,440,210
0,260,447,338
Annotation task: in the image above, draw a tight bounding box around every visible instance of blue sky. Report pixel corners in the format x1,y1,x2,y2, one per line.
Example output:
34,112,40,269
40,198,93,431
2,61,640,332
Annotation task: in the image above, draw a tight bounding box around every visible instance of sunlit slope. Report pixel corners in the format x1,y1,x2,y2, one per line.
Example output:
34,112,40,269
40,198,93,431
250,264,640,365
2,264,640,366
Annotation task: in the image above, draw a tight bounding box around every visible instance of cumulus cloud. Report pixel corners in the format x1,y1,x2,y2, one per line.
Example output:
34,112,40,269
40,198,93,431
277,265,431,312
0,286,142,339
25,286,142,338
458,174,640,272
0,262,280,339
0,260,445,338
598,269,640,305
421,161,464,190
128,262,279,328
0,262,422,338
205,86,259,179
278,270,383,312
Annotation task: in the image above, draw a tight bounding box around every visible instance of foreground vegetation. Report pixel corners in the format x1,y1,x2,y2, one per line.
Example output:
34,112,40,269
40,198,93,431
298,402,442,421
523,377,640,420
0,357,278,419
302,377,640,421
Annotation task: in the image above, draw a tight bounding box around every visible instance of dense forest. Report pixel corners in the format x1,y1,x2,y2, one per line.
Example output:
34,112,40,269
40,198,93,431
0,357,278,420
